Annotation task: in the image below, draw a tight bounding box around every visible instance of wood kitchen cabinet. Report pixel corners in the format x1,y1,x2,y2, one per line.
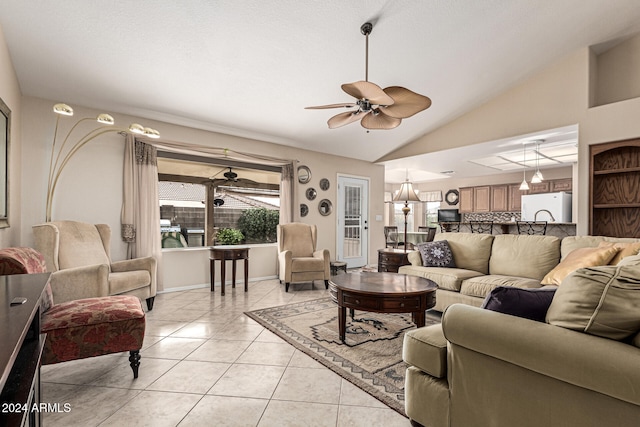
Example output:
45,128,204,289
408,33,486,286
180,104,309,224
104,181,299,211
490,185,508,212
459,187,474,213
550,178,572,192
473,186,491,212
528,181,551,194
508,184,526,211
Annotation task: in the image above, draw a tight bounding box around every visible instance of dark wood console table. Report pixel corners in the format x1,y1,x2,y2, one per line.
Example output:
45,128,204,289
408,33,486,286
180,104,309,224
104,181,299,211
377,248,410,273
209,247,250,295
1,273,48,427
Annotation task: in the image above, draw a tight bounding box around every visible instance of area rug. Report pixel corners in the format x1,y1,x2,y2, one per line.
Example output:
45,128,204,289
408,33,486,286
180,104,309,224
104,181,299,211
244,297,441,415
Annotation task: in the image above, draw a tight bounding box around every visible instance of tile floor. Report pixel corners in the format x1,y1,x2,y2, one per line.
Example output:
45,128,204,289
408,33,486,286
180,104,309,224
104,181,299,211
41,279,410,426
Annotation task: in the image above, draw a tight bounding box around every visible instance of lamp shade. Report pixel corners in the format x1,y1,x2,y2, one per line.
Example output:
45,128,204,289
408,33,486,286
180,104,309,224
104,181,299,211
393,180,421,202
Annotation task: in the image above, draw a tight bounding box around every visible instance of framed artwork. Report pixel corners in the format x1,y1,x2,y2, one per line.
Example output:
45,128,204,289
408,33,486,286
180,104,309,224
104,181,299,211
0,96,10,228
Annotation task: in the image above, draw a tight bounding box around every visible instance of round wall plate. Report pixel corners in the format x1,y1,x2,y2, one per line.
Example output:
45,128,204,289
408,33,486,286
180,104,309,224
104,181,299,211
318,199,332,216
319,178,330,191
306,187,317,201
300,203,309,217
298,165,311,184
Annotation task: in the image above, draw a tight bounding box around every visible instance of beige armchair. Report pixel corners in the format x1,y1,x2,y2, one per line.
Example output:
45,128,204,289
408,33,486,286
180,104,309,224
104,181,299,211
277,223,330,292
33,220,157,310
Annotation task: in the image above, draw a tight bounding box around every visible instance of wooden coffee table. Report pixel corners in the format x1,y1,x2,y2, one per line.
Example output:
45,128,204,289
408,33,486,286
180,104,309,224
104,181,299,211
329,272,437,342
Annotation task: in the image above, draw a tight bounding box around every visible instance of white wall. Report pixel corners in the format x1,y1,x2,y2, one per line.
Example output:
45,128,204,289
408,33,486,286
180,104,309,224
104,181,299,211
0,23,22,247
18,97,385,289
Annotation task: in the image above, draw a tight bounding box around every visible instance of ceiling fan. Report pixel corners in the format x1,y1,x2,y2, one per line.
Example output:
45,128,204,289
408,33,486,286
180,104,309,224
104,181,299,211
306,22,432,130
209,167,257,188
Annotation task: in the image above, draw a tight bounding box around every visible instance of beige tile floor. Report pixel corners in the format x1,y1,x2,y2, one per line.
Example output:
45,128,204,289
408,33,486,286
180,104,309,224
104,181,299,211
41,279,410,426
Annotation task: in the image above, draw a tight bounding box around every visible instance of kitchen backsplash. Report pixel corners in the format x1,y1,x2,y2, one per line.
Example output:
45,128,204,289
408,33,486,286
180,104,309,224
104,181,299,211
463,212,521,222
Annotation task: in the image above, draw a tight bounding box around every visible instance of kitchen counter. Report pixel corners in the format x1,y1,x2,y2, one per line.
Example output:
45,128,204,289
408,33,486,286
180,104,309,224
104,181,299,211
440,222,576,237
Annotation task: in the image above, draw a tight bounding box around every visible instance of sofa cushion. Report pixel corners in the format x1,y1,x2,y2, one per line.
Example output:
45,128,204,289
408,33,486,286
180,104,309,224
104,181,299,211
489,234,561,280
398,265,484,292
546,264,640,340
291,257,325,272
434,232,494,274
109,270,152,295
481,286,557,322
598,241,640,265
560,235,640,260
541,246,620,286
416,240,456,268
403,324,447,378
460,275,543,298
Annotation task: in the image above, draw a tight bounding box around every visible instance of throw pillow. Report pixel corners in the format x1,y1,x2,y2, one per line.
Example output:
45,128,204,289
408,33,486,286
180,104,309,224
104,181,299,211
540,246,620,285
416,240,456,268
481,286,557,322
597,241,640,265
546,264,640,340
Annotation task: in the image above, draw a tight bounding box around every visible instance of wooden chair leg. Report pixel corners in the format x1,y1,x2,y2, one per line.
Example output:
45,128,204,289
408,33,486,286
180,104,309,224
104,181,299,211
146,297,155,311
129,350,141,379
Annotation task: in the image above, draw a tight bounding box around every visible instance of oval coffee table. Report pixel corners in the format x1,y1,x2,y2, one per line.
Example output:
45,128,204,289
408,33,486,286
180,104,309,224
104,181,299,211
329,272,437,342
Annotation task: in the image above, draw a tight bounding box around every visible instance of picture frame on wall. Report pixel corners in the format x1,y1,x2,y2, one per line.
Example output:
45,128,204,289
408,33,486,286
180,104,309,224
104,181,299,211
0,96,10,228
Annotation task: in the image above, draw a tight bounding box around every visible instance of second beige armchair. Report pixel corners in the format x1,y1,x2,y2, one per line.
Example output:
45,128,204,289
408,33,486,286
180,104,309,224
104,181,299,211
33,220,157,310
277,223,330,292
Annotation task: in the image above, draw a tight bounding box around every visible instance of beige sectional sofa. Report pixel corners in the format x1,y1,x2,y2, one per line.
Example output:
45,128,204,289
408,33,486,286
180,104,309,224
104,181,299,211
398,232,640,312
401,232,640,427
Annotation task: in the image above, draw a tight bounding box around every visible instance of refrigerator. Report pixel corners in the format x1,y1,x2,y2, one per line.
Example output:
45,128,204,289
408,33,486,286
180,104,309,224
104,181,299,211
521,192,572,222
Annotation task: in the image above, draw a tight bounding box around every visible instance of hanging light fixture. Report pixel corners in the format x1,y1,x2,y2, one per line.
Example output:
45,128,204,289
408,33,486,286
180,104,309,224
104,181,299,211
532,140,544,183
519,143,530,191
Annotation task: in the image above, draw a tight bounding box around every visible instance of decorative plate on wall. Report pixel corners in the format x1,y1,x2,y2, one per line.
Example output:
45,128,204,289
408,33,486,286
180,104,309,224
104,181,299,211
306,187,317,201
318,199,333,216
298,165,311,184
319,178,330,191
300,203,309,217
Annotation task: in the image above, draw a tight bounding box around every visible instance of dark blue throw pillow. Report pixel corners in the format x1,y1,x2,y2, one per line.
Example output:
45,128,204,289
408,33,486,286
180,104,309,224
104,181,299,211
481,286,557,322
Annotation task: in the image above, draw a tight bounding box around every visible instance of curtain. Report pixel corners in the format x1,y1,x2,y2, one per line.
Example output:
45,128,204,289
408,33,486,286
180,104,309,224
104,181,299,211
279,162,294,224
122,134,163,290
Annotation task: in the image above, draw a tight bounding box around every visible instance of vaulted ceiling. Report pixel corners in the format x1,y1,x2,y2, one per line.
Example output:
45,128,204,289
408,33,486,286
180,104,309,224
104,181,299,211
2,1,640,166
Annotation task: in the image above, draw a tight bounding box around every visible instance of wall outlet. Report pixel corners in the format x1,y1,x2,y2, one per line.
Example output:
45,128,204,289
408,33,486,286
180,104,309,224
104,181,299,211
375,215,383,221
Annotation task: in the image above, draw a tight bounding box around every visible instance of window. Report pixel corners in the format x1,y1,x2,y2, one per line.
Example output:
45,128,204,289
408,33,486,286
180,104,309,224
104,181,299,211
424,202,440,228
157,154,281,247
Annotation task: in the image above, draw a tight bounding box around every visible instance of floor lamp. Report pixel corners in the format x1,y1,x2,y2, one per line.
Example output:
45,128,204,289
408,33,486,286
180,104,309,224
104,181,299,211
393,178,422,252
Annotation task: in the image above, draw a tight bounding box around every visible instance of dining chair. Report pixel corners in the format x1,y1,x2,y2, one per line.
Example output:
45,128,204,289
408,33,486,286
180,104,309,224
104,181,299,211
516,221,548,235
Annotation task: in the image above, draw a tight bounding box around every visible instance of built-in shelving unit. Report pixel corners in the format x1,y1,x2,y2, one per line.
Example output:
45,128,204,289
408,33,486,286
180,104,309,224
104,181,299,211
590,139,640,237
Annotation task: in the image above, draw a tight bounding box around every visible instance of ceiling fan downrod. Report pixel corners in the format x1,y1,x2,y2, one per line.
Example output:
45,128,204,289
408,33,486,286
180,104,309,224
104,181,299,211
361,22,373,82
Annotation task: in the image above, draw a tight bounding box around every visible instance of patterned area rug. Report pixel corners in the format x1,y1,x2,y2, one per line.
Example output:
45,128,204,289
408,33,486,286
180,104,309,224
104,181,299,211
244,297,441,415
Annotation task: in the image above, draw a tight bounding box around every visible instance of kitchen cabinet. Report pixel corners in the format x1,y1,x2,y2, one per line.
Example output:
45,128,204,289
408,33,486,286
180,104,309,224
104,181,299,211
590,139,640,238
550,178,572,192
473,186,491,212
508,184,525,211
490,185,508,212
459,187,474,213
528,181,550,194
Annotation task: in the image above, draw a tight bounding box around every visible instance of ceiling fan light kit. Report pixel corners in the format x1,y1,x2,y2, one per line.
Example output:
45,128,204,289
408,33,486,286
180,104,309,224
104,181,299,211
306,22,431,130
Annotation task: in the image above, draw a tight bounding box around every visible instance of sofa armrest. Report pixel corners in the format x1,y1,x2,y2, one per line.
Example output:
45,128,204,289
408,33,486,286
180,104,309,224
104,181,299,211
443,304,640,406
49,264,110,304
407,250,422,266
278,250,292,281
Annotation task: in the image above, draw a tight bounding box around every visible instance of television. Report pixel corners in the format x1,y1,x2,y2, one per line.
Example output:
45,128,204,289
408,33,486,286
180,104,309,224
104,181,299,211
437,209,461,222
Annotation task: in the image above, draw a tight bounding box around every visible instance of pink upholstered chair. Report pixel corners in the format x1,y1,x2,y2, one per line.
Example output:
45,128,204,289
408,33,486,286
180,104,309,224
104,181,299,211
0,247,145,378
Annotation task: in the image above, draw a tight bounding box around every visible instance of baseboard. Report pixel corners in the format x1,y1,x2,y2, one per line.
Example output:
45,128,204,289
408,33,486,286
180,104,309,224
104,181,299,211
159,275,278,294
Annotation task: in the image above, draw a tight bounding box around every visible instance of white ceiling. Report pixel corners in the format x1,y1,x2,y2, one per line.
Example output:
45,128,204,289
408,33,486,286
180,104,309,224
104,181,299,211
2,1,640,170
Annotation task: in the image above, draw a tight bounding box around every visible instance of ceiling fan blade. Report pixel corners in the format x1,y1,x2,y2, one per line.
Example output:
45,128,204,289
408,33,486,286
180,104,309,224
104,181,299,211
341,81,395,105
380,86,432,118
305,103,357,109
327,111,366,129
361,110,401,130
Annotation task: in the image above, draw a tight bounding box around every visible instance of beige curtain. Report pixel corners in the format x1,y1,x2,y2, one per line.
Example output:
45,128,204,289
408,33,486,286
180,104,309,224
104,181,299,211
147,138,295,225
122,135,163,290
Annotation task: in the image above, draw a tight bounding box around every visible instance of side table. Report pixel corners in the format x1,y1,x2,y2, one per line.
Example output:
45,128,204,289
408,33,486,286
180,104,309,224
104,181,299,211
377,248,410,273
209,247,250,295
330,261,348,275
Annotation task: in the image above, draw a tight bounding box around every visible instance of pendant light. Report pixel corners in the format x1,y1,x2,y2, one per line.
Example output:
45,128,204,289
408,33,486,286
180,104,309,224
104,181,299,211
532,140,544,183
519,143,529,191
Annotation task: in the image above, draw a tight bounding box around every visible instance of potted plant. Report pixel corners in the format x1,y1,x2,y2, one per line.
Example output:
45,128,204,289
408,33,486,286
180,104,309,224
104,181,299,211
215,228,244,245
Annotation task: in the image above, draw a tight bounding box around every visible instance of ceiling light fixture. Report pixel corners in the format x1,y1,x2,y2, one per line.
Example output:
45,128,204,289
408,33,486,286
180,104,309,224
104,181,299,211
532,140,544,183
46,104,161,221
519,143,530,191
306,22,431,130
